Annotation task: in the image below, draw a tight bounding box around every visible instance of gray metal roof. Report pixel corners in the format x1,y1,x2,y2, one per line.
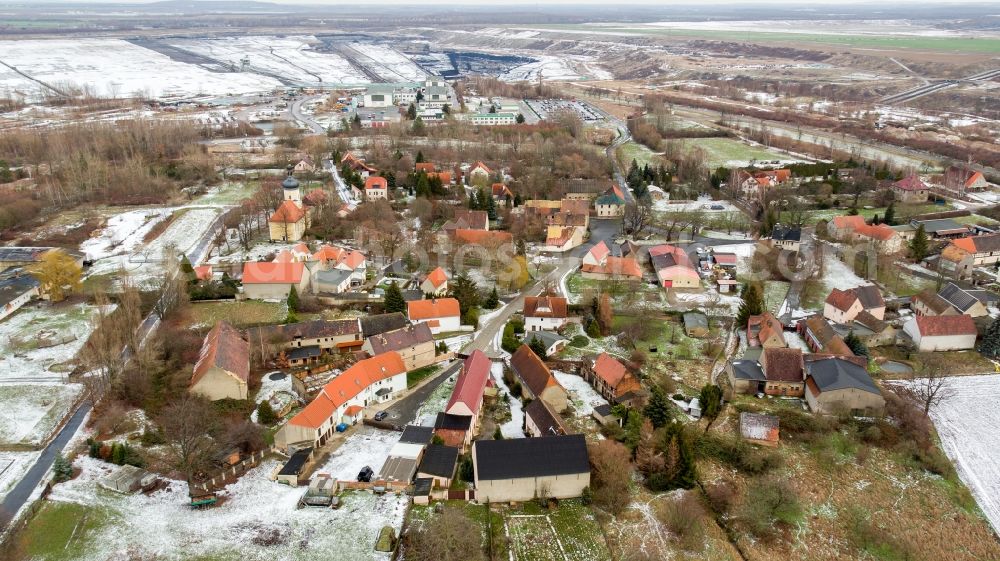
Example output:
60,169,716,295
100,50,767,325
0,274,39,308
522,330,568,349
730,360,765,381
683,312,708,330
418,445,459,478
804,357,880,395
314,268,353,286
771,224,801,242
910,218,968,235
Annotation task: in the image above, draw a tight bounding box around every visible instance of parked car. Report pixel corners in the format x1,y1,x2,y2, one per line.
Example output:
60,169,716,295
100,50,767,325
358,466,374,483
373,411,388,421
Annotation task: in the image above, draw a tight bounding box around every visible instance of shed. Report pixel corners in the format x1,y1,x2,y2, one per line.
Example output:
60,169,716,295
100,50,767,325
591,403,622,427
683,313,709,338
99,464,154,494
275,447,313,486
412,477,433,505
416,445,460,487
740,412,780,446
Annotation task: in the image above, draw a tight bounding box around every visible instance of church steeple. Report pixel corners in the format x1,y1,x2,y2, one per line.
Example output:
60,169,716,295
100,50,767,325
282,164,301,203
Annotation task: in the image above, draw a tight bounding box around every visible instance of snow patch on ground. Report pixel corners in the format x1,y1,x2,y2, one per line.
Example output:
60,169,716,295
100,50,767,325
709,242,758,277
0,383,82,447
49,455,406,561
0,303,107,383
80,208,173,261
491,362,525,438
313,426,400,481
823,252,866,291
784,332,812,353
0,451,40,501
553,371,607,417
415,372,457,427
891,375,1000,535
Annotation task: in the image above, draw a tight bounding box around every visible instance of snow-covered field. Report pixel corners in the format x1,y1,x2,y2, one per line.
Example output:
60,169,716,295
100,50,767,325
80,208,173,261
501,55,611,82
49,455,406,561
313,427,400,481
893,375,1000,534
0,39,279,100
0,383,81,447
553,371,607,417
345,43,427,82
0,451,39,500
167,36,371,85
823,251,867,291
0,303,105,383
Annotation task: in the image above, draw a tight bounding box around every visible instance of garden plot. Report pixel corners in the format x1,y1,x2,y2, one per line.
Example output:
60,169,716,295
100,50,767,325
0,451,39,500
313,426,400,481
40,456,406,561
553,372,606,417
167,36,370,85
0,303,106,383
0,39,279,101
0,383,81,448
415,373,457,426
504,501,612,561
898,375,1000,534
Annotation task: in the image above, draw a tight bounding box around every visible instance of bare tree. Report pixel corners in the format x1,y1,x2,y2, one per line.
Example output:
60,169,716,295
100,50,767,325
79,293,127,401
907,355,954,415
160,395,221,485
151,246,189,321
621,201,652,237
405,506,486,561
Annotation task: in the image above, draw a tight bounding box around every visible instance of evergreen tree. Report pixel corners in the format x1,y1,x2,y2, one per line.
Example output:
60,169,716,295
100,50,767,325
513,193,523,207
699,384,723,419
111,442,125,465
415,173,431,198
406,103,417,120
647,422,697,491
883,201,896,226
586,319,602,338
623,409,644,451
981,317,1000,358
384,170,396,190
910,224,929,261
486,190,498,221
52,454,73,482
384,281,406,313
844,330,869,357
411,116,425,135
484,286,500,309
287,285,300,313
415,150,425,163
735,283,765,327
468,189,480,210
257,400,278,425
644,386,672,429
529,336,547,360
493,427,504,440
516,113,525,124
448,273,481,315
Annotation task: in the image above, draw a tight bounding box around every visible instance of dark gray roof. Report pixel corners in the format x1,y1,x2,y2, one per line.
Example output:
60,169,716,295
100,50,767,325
434,412,472,431
731,360,765,381
968,289,1000,305
412,477,433,496
524,399,566,437
741,347,763,362
399,425,434,445
0,246,83,263
593,403,615,417
938,283,980,314
853,285,885,310
368,323,434,355
417,445,459,478
287,345,322,360
771,224,801,242
522,330,568,349
314,268,353,287
683,313,708,330
911,218,967,235
402,290,424,302
804,357,880,395
473,434,589,480
0,274,39,308
277,447,312,476
360,313,409,338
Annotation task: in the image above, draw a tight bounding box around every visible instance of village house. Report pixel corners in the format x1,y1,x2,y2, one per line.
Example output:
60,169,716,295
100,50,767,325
522,331,569,356
903,314,977,352
759,347,805,397
823,285,886,323
747,312,786,348
939,233,1000,279
944,166,988,194
364,176,389,201
799,315,855,356
293,155,315,174
828,215,867,241
407,297,461,335
523,295,569,332
242,261,311,300
0,273,39,322
360,313,409,339
891,174,929,203
420,267,449,296
804,356,885,416
648,244,700,289
467,161,492,185
450,209,489,231
524,398,568,437
451,229,513,250
581,241,643,281
492,183,514,204
770,223,802,253
248,318,362,360
415,444,460,488
443,350,493,439
274,352,408,451
828,216,901,252
726,359,766,396
268,169,309,242
831,311,897,348
936,283,991,317
189,321,250,401
472,435,590,503
594,185,626,218
342,152,376,180
584,352,642,403
564,179,612,201
510,344,568,413
361,323,436,371
312,245,366,286
311,269,352,294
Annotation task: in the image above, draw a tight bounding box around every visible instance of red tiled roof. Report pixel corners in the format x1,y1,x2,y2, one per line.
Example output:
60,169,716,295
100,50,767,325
855,223,897,241
242,261,304,284
586,241,611,263
408,298,460,321
762,347,804,383
831,215,866,230
913,314,977,337
825,288,859,312
415,162,436,173
269,200,305,224
470,161,492,174
453,209,488,230
365,176,387,190
593,353,628,388
523,295,568,319
193,265,212,281
581,256,643,278
893,174,927,192
453,229,512,246
446,350,492,416
191,321,249,388
425,267,448,289
492,183,512,198
289,352,406,429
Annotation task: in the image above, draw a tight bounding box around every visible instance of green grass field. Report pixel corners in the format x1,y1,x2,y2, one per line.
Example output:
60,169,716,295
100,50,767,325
9,502,113,561
676,138,791,168
188,300,287,328
617,141,664,168
517,24,1000,54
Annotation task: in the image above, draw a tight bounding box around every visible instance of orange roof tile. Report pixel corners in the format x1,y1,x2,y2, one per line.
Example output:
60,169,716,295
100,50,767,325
831,215,866,230
452,229,513,246
242,261,304,284
365,176,387,190
269,200,306,224
425,267,448,289
408,298,460,321
289,352,407,429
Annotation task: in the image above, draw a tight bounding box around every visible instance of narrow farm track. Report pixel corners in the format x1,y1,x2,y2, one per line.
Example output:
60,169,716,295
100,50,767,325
0,58,68,97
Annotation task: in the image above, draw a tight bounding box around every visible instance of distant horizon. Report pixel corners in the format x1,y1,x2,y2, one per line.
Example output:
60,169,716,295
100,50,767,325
36,0,1000,5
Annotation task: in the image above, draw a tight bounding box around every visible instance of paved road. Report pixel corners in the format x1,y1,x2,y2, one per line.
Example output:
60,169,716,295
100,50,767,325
289,95,327,134
381,360,462,426
0,402,92,529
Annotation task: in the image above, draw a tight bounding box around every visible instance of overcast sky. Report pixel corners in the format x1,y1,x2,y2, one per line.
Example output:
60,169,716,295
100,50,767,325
61,0,998,4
